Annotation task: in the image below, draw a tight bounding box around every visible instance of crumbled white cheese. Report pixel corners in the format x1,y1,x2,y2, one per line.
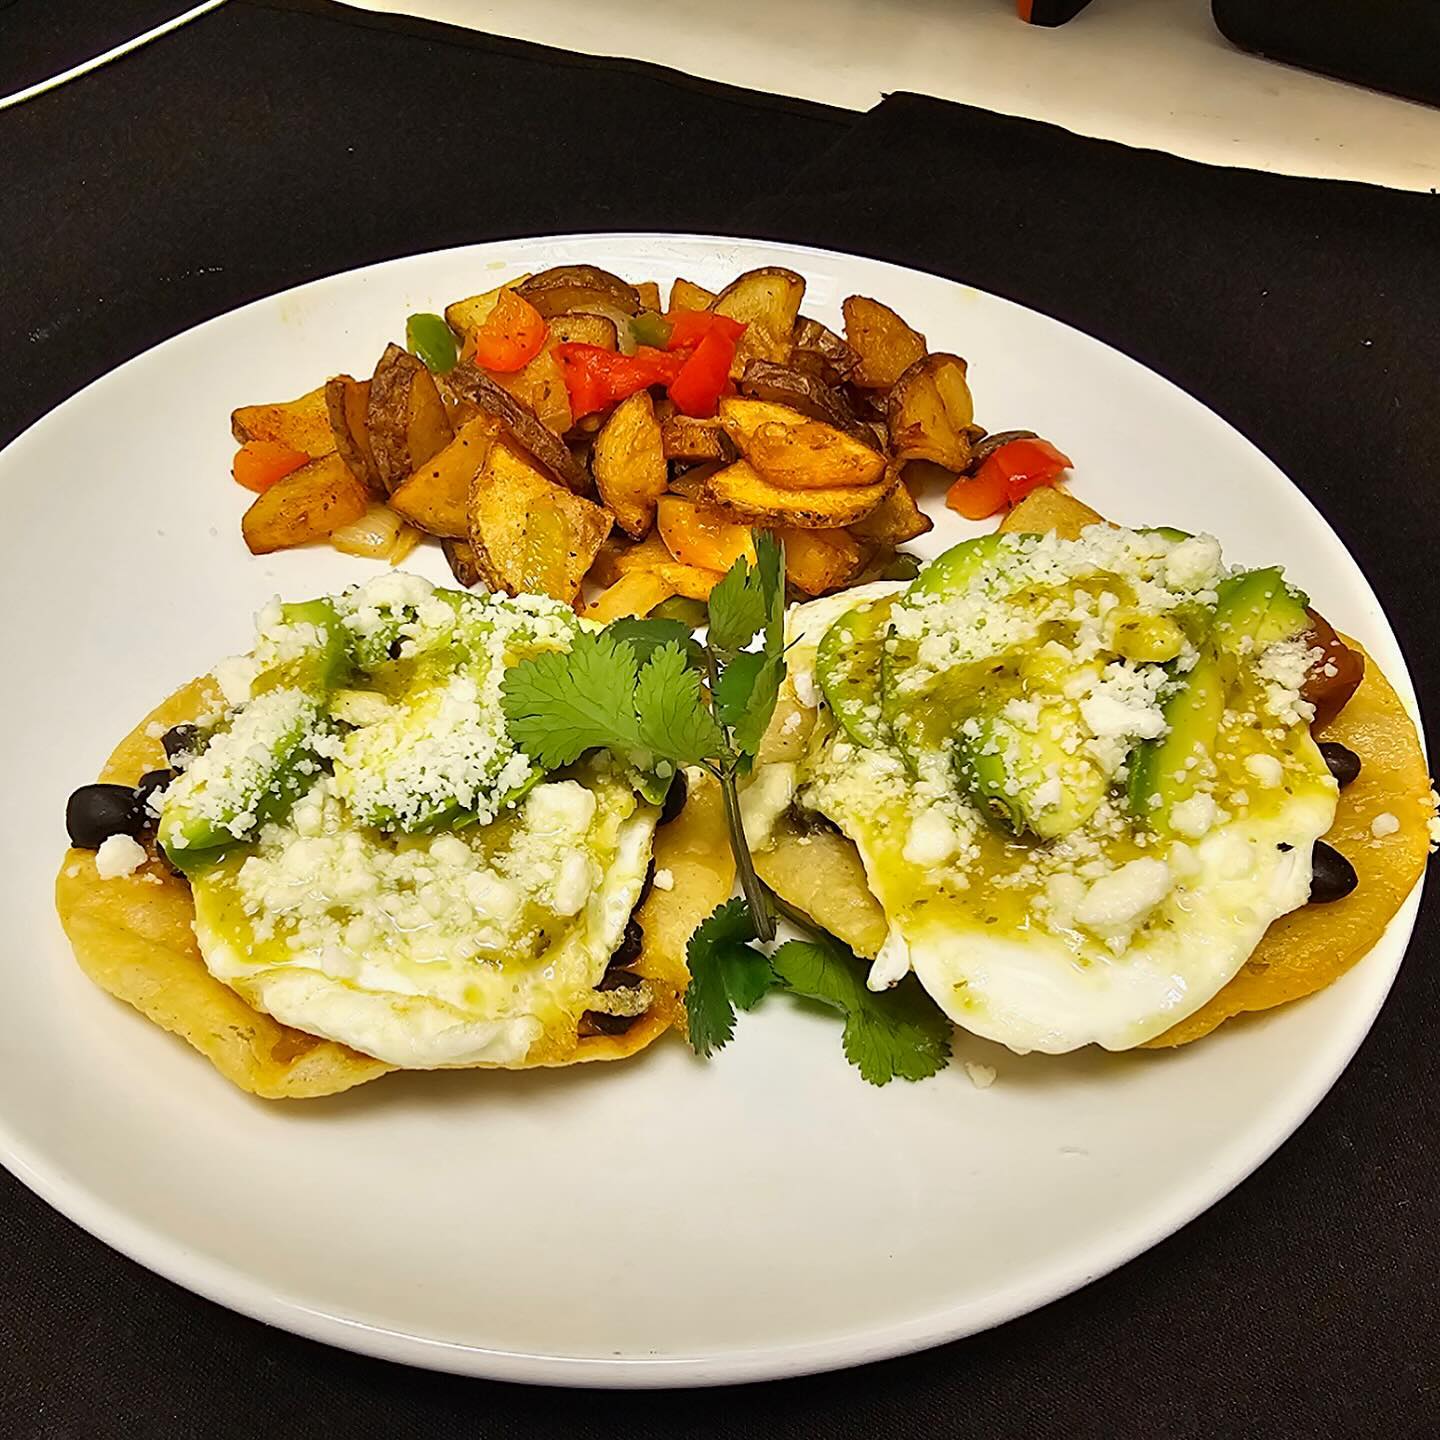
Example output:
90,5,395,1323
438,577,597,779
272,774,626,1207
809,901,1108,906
212,655,260,706
651,867,675,891
95,834,147,880
144,722,166,740
902,809,959,867
1244,752,1284,788
1074,858,1171,936
1162,535,1223,591
1371,812,1400,839
1168,792,1218,840
963,1061,997,1090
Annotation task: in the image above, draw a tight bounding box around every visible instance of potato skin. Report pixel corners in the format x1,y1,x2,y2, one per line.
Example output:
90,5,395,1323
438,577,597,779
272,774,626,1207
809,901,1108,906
241,453,370,554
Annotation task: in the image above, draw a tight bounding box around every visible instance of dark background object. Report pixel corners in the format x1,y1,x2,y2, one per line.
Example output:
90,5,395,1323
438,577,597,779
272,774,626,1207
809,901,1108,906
1018,0,1096,25
1215,0,1440,108
2,1,1438,1436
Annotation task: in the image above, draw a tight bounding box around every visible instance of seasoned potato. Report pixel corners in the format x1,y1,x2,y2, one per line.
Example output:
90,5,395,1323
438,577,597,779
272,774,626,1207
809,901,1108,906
443,275,530,338
657,494,754,572
790,317,857,385
712,267,806,376
549,313,618,350
469,438,612,603
887,353,975,471
702,459,892,529
389,415,498,538
669,277,716,312
583,569,675,623
441,537,487,589
325,376,379,493
740,359,863,436
516,265,640,318
446,361,590,493
232,385,335,456
661,415,731,464
718,397,885,489
842,295,927,389
490,343,573,436
634,281,662,312
848,480,934,545
777,527,865,595
366,343,454,493
241,453,370,555
593,391,667,538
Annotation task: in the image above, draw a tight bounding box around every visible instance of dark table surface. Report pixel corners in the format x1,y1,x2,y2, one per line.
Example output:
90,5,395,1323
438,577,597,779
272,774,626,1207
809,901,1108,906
2,2,1437,1436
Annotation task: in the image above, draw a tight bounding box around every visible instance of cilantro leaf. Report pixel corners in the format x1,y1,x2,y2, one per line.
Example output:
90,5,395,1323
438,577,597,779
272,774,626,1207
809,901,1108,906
730,654,784,758
501,629,639,768
753,530,786,657
770,937,952,1085
603,617,703,669
685,897,771,1056
634,641,726,767
712,650,767,732
705,551,768,656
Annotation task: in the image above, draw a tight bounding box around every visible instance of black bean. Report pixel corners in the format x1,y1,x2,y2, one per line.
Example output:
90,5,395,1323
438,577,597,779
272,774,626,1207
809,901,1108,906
658,770,688,826
597,967,643,992
1309,841,1358,904
66,784,146,849
1319,742,1362,790
134,769,176,819
607,917,644,970
162,724,203,768
580,1010,640,1036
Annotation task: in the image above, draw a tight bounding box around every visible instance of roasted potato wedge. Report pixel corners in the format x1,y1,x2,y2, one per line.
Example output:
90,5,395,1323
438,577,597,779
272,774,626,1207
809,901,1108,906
634,281,662,312
441,537,487,588
367,343,454,494
516,265,640,318
718,398,885,489
549,313,619,350
702,460,893,529
842,295,927,389
669,277,716,312
489,343,573,436
232,385,335,457
739,360,865,436
712,267,806,375
446,361,590,493
241,453,370,555
887,353,975,471
324,376,380,494
657,494,754,572
661,415,731,464
469,438,612,603
848,479,934,545
790,317,858,385
592,391,667,538
443,275,530,338
389,415,498,538
582,568,675,623
777,527,866,596
593,530,671,585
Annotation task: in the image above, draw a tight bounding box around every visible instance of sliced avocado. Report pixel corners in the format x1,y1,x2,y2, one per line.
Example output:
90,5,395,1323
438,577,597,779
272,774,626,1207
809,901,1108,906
1212,568,1310,655
1127,654,1225,833
952,704,1107,840
1144,525,1192,543
906,533,1012,603
816,595,896,747
159,691,324,867
253,599,353,694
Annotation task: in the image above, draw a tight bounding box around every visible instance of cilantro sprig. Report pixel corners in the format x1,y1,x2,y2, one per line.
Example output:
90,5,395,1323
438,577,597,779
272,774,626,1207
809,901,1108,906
501,532,952,1086
684,888,953,1085
502,532,788,939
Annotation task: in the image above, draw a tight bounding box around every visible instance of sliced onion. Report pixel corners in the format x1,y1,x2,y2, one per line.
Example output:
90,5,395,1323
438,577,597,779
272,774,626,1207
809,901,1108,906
330,502,407,559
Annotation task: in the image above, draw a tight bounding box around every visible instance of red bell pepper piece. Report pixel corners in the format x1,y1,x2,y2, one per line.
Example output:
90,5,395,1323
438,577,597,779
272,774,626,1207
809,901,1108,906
232,441,311,494
948,437,1073,518
668,328,738,417
664,310,746,352
470,290,548,373
556,343,687,419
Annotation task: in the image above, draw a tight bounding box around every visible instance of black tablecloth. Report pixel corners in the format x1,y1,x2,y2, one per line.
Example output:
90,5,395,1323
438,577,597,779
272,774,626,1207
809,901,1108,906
3,2,1437,1435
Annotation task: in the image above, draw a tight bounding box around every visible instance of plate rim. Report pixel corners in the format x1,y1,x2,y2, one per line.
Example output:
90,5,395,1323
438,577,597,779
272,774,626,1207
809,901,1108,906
0,230,1425,1387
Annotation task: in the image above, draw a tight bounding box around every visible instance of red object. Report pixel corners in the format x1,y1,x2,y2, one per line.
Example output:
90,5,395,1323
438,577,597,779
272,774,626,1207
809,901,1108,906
946,437,1073,518
556,343,687,418
232,440,310,493
470,290,547,372
668,327,739,417
1017,0,1095,24
664,310,746,352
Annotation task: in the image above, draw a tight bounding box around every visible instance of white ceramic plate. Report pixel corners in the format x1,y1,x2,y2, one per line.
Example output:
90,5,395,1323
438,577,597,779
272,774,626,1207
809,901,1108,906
0,235,1424,1387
